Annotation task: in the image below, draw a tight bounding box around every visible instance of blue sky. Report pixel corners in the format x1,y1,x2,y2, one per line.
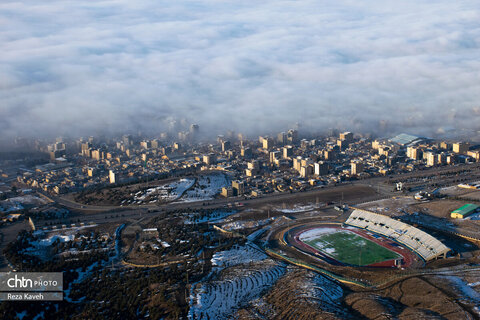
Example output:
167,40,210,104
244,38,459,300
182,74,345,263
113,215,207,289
1,0,479,138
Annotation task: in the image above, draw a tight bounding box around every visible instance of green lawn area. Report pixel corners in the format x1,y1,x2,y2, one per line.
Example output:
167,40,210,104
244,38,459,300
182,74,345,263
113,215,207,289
303,230,400,266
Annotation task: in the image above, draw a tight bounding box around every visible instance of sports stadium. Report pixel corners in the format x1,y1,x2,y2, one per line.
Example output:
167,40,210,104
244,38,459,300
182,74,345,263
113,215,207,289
281,209,450,269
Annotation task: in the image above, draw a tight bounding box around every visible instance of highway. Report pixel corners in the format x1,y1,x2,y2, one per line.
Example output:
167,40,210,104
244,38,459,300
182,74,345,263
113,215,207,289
33,183,382,229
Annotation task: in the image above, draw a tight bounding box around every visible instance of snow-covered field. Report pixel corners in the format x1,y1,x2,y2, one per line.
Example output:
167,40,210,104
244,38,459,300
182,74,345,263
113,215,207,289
177,173,229,203
40,234,75,245
23,233,76,260
189,223,353,319
0,195,48,213
130,178,195,204
276,204,320,213
222,218,273,231
211,244,268,268
189,261,286,320
8,195,47,205
28,233,75,246
124,173,229,205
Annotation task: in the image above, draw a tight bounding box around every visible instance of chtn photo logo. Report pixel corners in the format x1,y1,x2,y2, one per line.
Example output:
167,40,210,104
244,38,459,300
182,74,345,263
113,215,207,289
6,274,59,289
7,275,33,289
0,272,63,301
0,272,63,291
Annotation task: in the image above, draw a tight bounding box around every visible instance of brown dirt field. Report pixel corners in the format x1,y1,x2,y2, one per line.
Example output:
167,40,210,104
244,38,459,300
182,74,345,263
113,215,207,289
460,190,480,201
428,274,480,317
378,276,474,319
410,199,471,218
345,275,475,319
344,293,406,319
345,291,448,320
247,184,377,210
356,196,417,217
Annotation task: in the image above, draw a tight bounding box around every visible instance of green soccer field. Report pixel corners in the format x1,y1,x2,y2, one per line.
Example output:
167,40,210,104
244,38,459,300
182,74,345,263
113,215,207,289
302,230,400,266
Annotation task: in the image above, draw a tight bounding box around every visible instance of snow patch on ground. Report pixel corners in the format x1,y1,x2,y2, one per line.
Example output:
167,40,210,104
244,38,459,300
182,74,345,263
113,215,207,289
133,178,195,203
211,244,267,268
298,227,338,241
222,218,273,231
158,239,170,248
40,234,75,245
466,212,480,220
1,195,48,212
299,271,347,317
184,210,236,224
247,227,269,241
276,204,320,213
114,224,125,261
189,261,285,320
441,276,480,305
178,173,229,203
64,262,99,303
8,195,47,205
24,233,76,259
0,202,24,212
324,247,336,255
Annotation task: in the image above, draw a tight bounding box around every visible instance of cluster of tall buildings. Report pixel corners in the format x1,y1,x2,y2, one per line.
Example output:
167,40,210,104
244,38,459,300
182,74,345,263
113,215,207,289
15,127,480,198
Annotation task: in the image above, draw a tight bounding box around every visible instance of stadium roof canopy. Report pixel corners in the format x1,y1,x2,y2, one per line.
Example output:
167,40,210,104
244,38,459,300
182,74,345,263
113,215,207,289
389,133,424,146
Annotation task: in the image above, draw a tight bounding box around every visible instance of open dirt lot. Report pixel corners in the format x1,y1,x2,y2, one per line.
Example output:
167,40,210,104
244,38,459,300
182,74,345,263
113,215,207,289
249,184,377,210
460,190,480,201
356,196,418,217
410,199,470,219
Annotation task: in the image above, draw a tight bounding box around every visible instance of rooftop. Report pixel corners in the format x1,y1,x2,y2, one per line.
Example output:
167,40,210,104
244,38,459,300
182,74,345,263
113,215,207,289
390,133,423,146
452,204,479,215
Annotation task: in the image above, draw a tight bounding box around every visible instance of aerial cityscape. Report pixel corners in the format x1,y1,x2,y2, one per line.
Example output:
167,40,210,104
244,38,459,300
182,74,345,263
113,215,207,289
1,0,480,319
1,126,480,318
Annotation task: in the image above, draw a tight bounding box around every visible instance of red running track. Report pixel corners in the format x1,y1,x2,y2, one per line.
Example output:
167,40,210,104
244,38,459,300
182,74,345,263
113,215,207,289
288,225,419,268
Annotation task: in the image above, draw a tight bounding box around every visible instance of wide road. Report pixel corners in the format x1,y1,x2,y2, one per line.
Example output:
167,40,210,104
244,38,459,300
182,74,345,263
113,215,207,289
33,184,382,229
49,182,379,212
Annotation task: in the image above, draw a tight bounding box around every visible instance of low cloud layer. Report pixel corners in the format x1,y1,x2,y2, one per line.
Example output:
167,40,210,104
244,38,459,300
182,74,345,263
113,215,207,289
1,0,480,139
